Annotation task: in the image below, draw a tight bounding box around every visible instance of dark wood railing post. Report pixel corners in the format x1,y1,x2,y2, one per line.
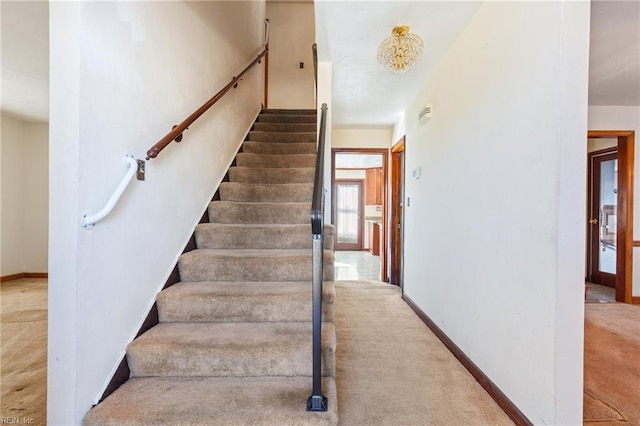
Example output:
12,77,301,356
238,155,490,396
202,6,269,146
264,19,269,108
312,44,318,109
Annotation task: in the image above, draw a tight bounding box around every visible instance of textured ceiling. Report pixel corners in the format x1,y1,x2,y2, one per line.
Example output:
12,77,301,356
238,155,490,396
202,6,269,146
1,1,638,125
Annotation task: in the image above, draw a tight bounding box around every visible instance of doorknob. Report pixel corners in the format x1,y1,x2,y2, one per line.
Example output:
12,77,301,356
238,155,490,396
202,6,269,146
589,219,598,225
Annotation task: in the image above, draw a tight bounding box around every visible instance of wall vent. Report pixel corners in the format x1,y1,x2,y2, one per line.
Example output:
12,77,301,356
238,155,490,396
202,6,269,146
418,104,433,124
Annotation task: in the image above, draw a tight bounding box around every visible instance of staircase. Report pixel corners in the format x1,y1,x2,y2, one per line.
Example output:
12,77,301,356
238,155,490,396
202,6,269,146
84,109,338,425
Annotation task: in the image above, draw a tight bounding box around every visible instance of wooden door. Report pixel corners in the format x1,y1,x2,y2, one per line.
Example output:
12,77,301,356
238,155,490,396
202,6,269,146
588,149,618,287
389,138,405,287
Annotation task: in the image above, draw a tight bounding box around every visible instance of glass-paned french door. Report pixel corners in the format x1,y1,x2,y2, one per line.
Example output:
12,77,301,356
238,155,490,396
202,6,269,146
335,181,363,250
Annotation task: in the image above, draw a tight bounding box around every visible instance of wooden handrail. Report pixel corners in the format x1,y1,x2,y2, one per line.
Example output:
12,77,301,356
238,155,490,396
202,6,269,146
312,43,318,94
312,43,318,109
146,48,269,160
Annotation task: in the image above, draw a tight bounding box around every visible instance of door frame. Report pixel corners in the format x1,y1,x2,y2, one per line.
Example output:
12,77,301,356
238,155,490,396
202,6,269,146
332,148,389,282
588,130,635,303
334,179,365,251
390,137,405,288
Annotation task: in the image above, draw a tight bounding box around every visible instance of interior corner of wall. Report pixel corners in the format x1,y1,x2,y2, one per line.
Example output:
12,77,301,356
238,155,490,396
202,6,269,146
392,114,407,144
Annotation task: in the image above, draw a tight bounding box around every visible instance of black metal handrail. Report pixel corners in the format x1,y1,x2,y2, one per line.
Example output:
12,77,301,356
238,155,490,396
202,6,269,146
311,105,327,236
307,103,328,412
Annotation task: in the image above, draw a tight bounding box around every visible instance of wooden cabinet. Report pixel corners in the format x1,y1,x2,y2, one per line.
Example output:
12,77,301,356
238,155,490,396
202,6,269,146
370,222,381,256
365,167,383,205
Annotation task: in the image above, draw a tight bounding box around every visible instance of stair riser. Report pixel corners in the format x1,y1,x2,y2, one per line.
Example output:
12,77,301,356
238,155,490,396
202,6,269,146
243,141,317,154
248,131,316,143
128,346,334,379
256,114,316,123
228,167,315,184
127,324,335,378
208,202,310,224
158,294,334,323
195,224,335,250
252,123,316,132
219,183,313,203
179,251,335,282
157,281,336,324
262,109,317,115
236,153,316,168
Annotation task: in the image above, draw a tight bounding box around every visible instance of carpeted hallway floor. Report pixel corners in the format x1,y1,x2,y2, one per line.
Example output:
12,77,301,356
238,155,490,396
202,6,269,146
583,302,640,425
0,278,47,425
334,280,512,425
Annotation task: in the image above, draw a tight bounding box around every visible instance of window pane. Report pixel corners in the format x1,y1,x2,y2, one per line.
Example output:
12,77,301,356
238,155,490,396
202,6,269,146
337,183,359,244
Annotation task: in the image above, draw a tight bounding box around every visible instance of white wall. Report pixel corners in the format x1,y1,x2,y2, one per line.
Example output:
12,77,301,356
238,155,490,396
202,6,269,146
24,122,49,272
266,2,315,109
588,106,640,296
332,127,392,149
587,137,617,153
1,114,25,276
0,114,49,276
48,2,266,424
317,62,332,221
401,2,589,424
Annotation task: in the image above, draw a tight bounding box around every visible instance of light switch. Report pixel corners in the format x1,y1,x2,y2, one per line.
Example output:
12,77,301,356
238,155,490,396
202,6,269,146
412,167,421,180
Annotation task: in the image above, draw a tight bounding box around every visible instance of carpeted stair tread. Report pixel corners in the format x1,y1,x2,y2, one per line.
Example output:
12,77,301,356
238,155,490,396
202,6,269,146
157,281,335,323
178,249,335,282
83,376,338,426
236,152,316,168
195,223,335,250
247,131,316,143
219,182,313,202
256,114,317,124
229,166,315,184
127,322,336,378
208,201,311,224
253,122,316,133
243,141,317,154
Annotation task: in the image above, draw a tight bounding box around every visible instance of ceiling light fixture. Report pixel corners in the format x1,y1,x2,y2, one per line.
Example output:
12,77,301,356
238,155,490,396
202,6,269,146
377,25,424,75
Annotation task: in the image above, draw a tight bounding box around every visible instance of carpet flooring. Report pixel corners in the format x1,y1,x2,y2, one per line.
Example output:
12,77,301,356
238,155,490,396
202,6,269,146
6,277,640,425
584,302,640,425
334,280,512,425
0,278,47,425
